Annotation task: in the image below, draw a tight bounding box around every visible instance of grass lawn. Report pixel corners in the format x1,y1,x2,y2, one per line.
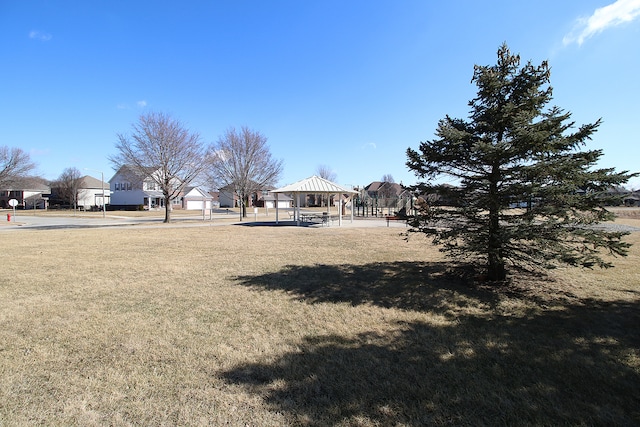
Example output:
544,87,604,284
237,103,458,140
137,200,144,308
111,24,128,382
1,220,639,426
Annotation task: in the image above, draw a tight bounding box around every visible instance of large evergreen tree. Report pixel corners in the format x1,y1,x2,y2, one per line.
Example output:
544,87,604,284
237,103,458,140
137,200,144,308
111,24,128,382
406,44,636,282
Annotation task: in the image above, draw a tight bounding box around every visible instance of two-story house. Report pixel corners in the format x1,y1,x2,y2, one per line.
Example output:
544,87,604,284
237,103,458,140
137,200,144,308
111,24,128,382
109,165,211,210
109,166,170,210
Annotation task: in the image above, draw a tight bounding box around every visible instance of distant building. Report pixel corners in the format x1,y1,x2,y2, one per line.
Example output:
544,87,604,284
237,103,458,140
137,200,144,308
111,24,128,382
218,185,287,208
624,191,640,207
0,177,50,209
181,186,213,210
358,180,412,216
109,165,209,210
109,165,167,209
364,181,405,200
257,191,293,209
49,175,111,210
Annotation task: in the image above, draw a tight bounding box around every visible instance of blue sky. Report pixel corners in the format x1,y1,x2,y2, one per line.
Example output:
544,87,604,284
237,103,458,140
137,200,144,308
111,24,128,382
1,0,639,189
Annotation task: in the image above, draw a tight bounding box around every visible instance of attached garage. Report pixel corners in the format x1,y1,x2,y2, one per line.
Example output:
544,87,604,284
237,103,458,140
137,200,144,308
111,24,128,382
182,187,213,210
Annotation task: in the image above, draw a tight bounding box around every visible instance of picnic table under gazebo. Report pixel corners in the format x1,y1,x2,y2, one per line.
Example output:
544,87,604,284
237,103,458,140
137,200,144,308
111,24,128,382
271,175,357,226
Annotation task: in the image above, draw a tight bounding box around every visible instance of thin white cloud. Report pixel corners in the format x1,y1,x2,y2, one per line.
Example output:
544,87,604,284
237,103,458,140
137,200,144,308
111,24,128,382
563,0,640,46
117,100,147,109
362,142,377,150
29,30,52,41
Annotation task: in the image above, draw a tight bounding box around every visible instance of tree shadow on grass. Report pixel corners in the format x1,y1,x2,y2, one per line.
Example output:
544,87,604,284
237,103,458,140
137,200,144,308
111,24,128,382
234,261,499,315
223,302,640,425
227,262,640,425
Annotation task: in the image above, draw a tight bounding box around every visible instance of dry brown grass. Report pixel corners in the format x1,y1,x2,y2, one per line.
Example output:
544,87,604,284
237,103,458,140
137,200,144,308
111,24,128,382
1,221,639,426
609,206,640,219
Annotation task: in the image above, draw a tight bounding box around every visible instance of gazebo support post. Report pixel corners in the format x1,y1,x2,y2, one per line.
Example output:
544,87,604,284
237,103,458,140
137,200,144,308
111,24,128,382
296,194,300,226
350,196,354,223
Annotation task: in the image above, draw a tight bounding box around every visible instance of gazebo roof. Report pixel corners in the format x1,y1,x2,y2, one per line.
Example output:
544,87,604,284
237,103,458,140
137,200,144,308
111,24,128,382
272,175,357,194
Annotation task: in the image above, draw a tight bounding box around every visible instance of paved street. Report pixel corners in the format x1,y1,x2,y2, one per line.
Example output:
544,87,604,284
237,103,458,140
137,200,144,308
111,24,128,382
0,210,409,231
0,211,233,231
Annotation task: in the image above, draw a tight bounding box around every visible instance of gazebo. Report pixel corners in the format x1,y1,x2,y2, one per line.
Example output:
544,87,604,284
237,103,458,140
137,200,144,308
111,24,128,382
271,175,357,226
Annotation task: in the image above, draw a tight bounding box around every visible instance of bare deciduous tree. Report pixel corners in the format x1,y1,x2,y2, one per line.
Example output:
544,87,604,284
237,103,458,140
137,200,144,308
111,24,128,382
54,167,83,210
316,165,337,182
379,174,399,205
314,165,337,207
111,112,207,223
207,126,283,220
381,174,395,184
0,146,36,189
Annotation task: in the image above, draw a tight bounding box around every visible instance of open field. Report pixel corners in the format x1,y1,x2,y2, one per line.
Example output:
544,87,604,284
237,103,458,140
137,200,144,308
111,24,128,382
1,220,639,425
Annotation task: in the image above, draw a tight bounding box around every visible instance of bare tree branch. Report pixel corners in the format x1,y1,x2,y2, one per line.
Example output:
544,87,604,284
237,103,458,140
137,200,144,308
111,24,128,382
110,112,207,223
0,146,36,189
381,174,395,184
316,165,337,182
52,167,83,210
207,126,283,220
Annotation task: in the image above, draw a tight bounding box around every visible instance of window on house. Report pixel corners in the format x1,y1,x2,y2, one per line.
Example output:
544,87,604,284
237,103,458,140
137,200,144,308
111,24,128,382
127,182,132,191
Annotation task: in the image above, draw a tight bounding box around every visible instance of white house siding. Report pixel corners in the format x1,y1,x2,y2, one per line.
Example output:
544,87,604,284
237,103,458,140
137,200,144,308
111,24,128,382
77,188,110,208
265,200,291,209
185,199,213,210
186,200,202,210
23,191,44,200
109,166,169,208
110,189,149,206
182,187,213,210
23,191,48,209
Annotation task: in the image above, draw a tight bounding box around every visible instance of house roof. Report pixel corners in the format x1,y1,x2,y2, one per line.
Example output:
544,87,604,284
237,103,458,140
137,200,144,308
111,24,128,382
364,181,404,196
364,181,385,192
80,175,109,189
272,175,356,194
1,176,50,192
144,190,164,198
183,186,213,199
605,185,629,194
109,165,158,183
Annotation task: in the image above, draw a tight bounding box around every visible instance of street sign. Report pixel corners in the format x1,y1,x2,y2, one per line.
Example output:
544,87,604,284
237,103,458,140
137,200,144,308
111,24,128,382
8,199,18,222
